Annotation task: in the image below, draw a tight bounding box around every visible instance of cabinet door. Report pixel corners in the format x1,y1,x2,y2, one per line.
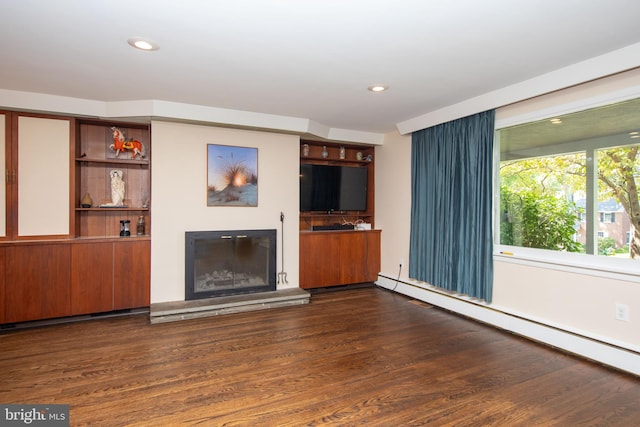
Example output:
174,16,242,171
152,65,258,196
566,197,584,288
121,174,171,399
300,232,338,288
338,232,367,285
4,244,71,323
334,231,381,284
0,113,6,238
17,115,71,237
113,240,150,309
300,230,381,288
0,247,4,323
71,242,114,315
364,231,381,282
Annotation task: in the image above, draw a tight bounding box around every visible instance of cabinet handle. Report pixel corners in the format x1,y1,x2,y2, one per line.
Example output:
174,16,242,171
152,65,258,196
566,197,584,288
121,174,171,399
220,235,233,239
6,170,16,184
236,235,247,239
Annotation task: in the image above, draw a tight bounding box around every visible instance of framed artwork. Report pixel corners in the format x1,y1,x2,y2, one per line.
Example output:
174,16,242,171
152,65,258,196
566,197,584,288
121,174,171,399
207,144,258,206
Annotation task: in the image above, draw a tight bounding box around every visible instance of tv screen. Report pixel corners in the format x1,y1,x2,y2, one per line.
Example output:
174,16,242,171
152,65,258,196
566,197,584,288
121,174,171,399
300,164,367,212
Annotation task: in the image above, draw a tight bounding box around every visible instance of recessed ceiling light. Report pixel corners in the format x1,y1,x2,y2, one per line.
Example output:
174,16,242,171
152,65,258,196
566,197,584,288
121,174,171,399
127,37,159,51
368,84,388,92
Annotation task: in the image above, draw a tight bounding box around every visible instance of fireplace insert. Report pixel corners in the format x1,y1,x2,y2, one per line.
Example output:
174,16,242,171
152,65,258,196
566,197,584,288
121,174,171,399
185,229,277,300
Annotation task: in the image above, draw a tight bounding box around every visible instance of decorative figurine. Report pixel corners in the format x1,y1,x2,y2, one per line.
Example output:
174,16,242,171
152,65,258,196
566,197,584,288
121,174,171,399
81,192,93,208
100,169,126,207
110,127,146,159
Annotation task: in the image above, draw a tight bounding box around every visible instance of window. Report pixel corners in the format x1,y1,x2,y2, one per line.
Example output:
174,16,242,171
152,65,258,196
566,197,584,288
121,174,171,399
497,97,640,262
600,212,616,223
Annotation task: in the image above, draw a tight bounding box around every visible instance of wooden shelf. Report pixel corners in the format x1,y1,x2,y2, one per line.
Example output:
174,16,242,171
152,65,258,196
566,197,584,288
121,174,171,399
76,157,149,166
300,156,372,166
299,140,374,230
300,142,373,163
299,140,378,288
68,235,150,242
75,120,150,238
300,212,371,217
75,207,149,212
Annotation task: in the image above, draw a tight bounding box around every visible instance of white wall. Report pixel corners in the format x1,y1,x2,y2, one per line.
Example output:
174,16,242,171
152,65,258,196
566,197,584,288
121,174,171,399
397,42,640,134
492,261,639,348
375,130,412,277
150,121,300,303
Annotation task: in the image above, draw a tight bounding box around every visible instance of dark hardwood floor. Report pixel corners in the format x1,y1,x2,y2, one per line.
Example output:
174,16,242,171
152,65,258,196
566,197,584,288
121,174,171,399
1,287,639,426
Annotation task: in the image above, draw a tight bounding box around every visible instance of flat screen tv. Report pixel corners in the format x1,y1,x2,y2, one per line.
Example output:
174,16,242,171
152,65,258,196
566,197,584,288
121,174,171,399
300,164,368,212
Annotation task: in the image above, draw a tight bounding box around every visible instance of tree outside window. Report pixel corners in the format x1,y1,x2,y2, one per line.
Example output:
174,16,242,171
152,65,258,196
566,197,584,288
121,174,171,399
498,98,640,260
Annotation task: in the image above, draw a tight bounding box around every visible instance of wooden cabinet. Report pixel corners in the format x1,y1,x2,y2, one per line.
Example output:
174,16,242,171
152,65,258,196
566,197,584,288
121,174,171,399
299,230,381,288
1,111,73,240
0,239,150,324
75,120,150,238
299,140,375,230
4,243,71,323
70,241,114,315
0,247,4,324
70,119,151,317
113,239,150,309
1,113,6,239
70,239,150,315
299,140,379,289
0,113,151,326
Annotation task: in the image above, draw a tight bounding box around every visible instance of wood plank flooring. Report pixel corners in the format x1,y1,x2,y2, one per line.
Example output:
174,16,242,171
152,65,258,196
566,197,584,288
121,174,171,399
1,287,639,426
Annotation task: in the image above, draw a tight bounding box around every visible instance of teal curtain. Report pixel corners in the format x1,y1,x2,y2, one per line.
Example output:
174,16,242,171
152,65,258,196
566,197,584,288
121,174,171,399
409,110,495,302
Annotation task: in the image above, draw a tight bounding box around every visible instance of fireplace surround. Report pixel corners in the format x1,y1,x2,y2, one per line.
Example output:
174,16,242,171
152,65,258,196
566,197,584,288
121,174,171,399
185,229,277,300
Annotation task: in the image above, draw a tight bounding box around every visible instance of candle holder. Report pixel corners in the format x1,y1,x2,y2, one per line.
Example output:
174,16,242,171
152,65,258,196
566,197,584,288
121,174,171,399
120,220,131,237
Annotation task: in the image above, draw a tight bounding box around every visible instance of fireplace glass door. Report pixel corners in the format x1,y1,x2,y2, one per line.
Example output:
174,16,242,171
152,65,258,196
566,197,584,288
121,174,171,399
185,229,276,300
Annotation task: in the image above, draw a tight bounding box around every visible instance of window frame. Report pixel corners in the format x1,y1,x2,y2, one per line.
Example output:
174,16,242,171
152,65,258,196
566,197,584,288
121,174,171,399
600,212,616,224
493,85,640,282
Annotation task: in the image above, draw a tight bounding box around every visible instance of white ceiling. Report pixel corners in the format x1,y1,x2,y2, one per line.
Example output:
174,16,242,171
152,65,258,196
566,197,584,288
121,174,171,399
1,0,640,139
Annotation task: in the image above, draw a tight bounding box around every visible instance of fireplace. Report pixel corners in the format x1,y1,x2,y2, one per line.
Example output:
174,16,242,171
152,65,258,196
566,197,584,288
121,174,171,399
185,229,277,300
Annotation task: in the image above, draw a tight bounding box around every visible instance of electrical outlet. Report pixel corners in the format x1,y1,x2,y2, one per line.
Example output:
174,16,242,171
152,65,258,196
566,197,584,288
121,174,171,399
399,259,404,268
615,303,630,322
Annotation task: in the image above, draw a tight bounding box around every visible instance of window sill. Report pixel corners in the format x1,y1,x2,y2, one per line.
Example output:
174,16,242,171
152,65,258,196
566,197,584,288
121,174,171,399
494,245,640,283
